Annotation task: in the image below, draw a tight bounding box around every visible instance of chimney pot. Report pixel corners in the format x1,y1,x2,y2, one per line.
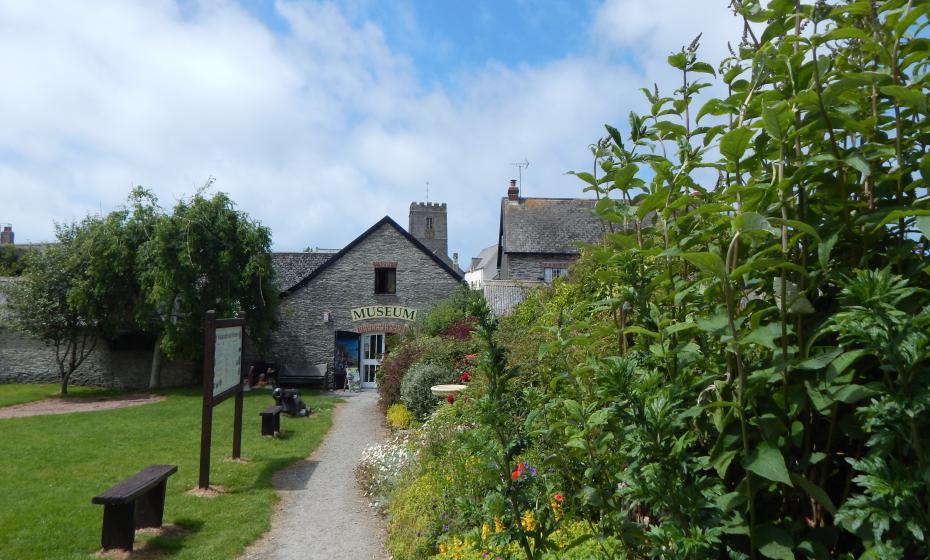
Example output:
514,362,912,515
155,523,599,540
507,179,519,201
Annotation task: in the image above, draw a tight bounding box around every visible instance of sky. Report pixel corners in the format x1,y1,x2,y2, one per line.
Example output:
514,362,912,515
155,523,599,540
0,0,747,263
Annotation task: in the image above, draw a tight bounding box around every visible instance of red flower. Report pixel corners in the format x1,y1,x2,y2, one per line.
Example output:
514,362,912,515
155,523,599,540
465,354,477,361
460,372,471,383
446,394,455,404
553,493,564,503
511,463,524,481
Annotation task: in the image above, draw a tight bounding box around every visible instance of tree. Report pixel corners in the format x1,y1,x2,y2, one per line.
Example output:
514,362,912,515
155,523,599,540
4,239,98,394
135,186,279,387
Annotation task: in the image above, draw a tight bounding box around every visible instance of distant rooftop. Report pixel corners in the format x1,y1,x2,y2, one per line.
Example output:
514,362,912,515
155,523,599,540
501,197,604,255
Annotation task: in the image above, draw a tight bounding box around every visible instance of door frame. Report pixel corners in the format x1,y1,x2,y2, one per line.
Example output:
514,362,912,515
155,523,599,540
360,332,384,389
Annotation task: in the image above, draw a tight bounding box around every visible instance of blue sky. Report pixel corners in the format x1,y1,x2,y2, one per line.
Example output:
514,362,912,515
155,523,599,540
0,0,743,261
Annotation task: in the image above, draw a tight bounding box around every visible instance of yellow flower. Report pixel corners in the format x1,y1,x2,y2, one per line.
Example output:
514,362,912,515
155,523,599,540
549,499,562,520
494,516,505,533
439,542,448,554
521,510,535,532
481,522,490,540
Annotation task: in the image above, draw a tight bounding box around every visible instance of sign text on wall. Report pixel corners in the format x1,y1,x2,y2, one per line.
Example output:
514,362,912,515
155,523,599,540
351,305,418,322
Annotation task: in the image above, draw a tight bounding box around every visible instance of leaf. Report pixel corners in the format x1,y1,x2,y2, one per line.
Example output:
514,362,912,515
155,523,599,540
773,277,814,315
696,98,728,123
735,212,775,235
720,127,754,161
762,102,790,141
916,216,930,241
880,85,928,113
587,408,612,427
743,442,793,486
681,251,727,281
818,232,839,268
844,152,871,177
604,124,623,148
690,61,716,76
831,383,879,405
797,349,843,370
771,218,821,242
789,473,837,515
742,323,782,350
623,326,660,339
668,51,688,70
756,524,795,560
872,208,930,231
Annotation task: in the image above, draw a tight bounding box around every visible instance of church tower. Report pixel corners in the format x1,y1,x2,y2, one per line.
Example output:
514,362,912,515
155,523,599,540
409,202,449,264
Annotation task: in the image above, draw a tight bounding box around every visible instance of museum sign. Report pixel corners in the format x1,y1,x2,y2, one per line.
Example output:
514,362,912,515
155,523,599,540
351,305,418,322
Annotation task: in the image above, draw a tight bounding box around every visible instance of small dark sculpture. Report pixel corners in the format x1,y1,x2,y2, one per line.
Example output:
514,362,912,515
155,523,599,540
272,387,310,417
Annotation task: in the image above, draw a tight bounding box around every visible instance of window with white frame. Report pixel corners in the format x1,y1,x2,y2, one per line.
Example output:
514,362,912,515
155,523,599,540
543,267,568,283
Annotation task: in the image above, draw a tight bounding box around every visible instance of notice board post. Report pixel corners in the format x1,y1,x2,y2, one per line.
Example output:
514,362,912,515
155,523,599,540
199,310,245,490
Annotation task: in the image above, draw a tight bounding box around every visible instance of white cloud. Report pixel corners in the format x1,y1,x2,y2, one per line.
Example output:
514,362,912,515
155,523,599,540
0,0,749,261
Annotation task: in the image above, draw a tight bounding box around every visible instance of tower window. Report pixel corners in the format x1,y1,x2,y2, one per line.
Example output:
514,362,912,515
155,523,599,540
426,216,433,228
375,267,396,294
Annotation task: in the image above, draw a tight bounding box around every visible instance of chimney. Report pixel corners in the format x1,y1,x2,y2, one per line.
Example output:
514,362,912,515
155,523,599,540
452,252,459,268
0,225,13,245
507,179,519,201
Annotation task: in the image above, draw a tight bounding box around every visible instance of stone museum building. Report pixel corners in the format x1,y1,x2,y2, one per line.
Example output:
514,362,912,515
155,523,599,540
268,203,463,388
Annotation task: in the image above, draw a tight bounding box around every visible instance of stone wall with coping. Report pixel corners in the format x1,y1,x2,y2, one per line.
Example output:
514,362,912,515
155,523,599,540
0,328,196,388
271,223,463,375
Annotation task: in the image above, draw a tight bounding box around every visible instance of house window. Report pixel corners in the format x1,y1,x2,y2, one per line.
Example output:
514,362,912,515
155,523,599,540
543,267,568,283
375,267,396,294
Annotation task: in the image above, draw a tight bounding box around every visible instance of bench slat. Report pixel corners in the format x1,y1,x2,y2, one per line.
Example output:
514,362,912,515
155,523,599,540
92,465,178,505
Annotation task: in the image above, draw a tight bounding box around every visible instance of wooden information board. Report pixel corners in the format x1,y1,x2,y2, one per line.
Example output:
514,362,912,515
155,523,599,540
198,311,245,490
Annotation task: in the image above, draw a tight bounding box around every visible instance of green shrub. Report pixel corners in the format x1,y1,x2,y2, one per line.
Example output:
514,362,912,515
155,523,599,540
400,362,452,420
386,403,414,431
416,286,483,337
378,337,429,411
386,471,444,560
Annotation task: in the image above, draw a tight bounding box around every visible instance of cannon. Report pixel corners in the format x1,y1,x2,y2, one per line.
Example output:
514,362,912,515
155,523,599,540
272,387,310,417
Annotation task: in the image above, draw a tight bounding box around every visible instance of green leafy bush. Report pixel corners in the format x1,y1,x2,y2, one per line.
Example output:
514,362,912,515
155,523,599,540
416,286,483,337
400,362,452,420
378,337,429,411
386,403,414,431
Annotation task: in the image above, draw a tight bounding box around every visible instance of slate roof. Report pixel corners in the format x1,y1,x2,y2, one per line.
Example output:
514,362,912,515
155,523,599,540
482,279,539,317
271,252,334,292
499,197,605,255
469,244,498,273
280,216,464,296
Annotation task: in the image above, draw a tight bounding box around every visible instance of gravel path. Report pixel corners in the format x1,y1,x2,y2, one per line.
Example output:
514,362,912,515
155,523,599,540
241,390,390,560
0,395,165,419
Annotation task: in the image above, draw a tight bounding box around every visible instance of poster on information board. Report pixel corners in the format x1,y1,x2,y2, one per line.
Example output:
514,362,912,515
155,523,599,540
213,326,243,400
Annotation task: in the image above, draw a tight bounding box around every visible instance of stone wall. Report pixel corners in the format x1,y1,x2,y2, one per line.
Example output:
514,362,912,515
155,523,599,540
504,253,577,283
0,328,196,388
271,223,463,375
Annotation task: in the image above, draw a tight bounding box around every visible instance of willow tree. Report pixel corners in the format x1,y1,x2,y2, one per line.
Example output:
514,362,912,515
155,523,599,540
136,187,279,387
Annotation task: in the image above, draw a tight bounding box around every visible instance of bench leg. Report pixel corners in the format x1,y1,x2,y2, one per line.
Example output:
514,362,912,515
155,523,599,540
261,414,275,436
101,503,136,551
135,481,167,528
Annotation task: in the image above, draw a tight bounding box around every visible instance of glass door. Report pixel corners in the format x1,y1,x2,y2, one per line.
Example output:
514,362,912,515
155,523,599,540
360,333,384,388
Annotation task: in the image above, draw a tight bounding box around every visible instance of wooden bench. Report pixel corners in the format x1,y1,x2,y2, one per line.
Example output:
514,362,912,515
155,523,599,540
260,404,283,436
92,464,178,551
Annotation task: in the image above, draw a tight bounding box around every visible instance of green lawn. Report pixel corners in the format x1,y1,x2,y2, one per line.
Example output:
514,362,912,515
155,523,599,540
0,383,126,408
0,386,337,559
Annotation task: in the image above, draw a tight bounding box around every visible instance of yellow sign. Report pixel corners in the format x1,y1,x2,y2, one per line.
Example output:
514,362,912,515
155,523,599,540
351,305,418,322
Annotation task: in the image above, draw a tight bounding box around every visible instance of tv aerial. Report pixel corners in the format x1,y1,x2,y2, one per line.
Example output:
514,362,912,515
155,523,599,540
510,158,529,192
